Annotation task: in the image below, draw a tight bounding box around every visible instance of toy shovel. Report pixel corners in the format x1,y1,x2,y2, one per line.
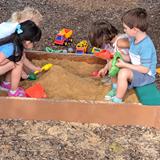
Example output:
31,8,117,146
28,63,53,80
34,63,53,75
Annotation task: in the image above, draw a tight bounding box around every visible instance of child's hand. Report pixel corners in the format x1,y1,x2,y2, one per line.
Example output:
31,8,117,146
21,71,29,79
24,41,34,49
116,59,126,68
98,68,108,77
34,66,42,72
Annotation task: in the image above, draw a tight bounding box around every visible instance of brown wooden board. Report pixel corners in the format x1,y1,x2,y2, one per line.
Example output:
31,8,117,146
0,50,159,128
25,50,107,64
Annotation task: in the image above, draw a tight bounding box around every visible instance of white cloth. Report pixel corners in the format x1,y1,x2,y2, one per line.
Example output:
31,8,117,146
0,22,18,39
112,34,129,55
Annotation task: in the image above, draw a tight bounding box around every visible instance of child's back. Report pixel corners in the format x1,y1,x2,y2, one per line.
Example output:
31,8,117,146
0,22,18,39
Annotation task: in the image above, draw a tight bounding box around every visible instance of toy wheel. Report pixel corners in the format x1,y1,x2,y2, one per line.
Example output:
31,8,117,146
64,42,68,46
70,39,73,43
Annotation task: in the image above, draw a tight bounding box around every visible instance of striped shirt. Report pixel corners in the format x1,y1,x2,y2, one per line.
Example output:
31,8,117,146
129,36,157,77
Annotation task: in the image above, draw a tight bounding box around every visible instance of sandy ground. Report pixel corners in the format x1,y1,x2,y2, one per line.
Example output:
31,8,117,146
20,59,139,103
0,0,160,159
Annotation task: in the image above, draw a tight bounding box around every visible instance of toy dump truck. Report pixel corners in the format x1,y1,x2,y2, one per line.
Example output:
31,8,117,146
54,28,73,46
76,40,88,54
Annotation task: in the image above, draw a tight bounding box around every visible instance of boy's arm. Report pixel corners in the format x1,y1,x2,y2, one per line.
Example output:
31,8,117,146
117,38,130,48
124,62,149,73
124,40,157,74
116,59,149,73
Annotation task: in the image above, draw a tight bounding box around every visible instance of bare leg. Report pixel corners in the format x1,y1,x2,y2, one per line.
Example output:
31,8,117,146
116,68,133,99
21,70,29,79
9,61,23,91
5,71,11,82
111,76,117,84
0,62,15,75
104,61,118,100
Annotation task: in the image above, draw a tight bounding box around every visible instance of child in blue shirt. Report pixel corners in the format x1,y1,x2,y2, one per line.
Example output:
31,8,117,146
105,8,157,103
0,20,41,97
4,7,43,79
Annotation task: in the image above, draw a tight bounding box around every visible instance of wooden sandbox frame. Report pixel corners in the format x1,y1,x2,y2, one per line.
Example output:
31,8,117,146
0,50,159,128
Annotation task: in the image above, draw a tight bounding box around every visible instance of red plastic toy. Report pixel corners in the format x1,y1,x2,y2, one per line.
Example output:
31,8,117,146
25,83,47,98
91,70,100,78
94,49,113,60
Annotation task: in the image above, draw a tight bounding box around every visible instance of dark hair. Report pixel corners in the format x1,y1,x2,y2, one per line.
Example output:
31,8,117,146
0,20,41,62
121,8,148,32
88,20,118,48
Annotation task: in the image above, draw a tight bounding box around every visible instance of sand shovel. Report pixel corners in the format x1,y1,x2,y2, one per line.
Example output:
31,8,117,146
28,63,53,80
34,63,53,75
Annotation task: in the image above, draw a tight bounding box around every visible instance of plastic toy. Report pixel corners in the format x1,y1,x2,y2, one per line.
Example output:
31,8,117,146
135,83,160,105
28,73,37,80
91,47,102,54
54,28,73,46
109,51,122,77
156,67,160,74
27,63,53,81
25,83,47,98
76,40,88,54
68,47,74,53
47,36,55,47
94,49,113,60
45,47,67,54
34,63,53,75
91,70,100,78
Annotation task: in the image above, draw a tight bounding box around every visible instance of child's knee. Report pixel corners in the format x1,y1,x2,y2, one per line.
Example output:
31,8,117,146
16,60,24,67
9,61,15,69
118,68,131,79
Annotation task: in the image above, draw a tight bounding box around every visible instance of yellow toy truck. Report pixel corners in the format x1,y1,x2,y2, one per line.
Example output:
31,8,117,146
54,28,73,46
76,40,88,54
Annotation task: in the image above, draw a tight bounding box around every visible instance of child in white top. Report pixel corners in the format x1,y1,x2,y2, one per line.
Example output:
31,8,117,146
88,20,130,79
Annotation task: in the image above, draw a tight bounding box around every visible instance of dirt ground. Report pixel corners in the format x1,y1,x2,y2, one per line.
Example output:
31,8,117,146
0,0,160,159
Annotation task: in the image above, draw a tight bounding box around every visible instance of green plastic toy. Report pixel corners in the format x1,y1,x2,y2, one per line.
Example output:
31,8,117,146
28,73,37,80
45,47,67,54
109,51,122,77
135,83,160,105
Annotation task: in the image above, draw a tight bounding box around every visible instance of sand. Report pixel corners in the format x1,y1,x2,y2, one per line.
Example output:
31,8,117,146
21,59,139,103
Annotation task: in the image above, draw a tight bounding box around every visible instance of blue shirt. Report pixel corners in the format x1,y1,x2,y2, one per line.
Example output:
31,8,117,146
0,22,18,58
0,43,14,58
129,36,157,78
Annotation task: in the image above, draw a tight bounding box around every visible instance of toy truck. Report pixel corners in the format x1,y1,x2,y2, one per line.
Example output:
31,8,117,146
76,40,88,54
91,47,102,54
54,28,73,46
